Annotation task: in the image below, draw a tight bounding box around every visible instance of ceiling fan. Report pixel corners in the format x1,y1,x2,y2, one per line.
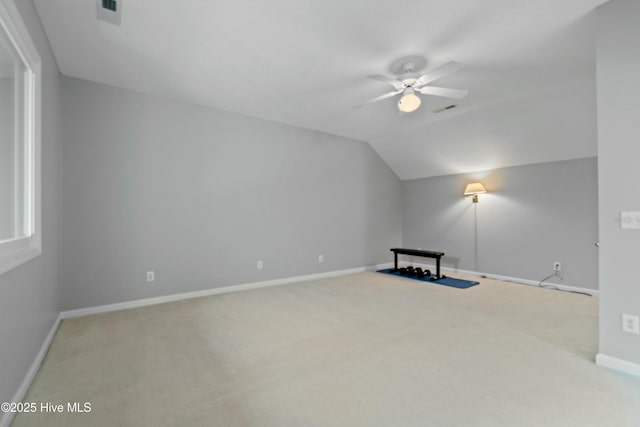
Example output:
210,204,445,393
355,61,469,113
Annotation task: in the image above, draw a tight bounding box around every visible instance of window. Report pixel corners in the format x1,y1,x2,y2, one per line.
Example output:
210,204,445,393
0,1,41,275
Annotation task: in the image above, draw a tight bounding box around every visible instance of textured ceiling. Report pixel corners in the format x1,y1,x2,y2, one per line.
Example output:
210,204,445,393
34,0,606,179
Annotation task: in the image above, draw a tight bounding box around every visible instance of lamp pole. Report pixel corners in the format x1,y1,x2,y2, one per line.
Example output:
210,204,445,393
474,201,478,272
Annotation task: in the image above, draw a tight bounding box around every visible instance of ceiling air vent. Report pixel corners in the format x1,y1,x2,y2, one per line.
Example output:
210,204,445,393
433,104,457,113
97,0,121,25
102,0,116,12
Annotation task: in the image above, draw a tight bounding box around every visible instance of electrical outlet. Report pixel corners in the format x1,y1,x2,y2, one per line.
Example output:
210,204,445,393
257,260,263,270
553,262,562,272
621,212,640,229
622,314,640,334
146,271,155,282
318,254,324,263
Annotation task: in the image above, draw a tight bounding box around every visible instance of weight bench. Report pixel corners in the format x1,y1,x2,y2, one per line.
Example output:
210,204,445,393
390,248,445,279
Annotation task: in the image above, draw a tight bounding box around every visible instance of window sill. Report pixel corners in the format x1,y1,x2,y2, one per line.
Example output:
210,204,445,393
0,243,41,276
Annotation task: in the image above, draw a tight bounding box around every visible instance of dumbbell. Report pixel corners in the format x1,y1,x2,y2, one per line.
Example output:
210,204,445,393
415,267,425,278
399,267,408,275
406,266,416,276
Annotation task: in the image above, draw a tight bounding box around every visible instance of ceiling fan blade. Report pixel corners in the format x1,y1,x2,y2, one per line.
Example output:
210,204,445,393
368,74,405,90
353,89,403,108
413,62,464,88
416,86,468,99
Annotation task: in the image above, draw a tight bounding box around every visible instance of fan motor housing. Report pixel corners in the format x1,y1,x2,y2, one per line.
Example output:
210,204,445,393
389,55,428,75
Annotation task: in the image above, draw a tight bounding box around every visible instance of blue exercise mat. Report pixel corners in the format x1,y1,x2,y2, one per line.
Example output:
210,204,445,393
377,268,479,289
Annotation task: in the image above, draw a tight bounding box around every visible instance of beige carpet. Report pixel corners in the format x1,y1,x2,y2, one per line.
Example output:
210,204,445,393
12,272,640,426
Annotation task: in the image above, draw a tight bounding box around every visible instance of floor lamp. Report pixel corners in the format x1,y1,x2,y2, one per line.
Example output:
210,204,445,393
464,183,487,272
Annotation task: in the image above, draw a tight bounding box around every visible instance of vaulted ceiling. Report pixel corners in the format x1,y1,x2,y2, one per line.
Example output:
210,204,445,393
34,0,606,179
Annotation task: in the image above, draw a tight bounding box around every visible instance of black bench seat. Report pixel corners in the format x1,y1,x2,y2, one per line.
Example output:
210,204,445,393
390,248,445,279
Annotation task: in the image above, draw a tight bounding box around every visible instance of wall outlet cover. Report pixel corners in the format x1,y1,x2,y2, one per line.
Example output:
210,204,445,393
620,212,640,229
622,314,640,334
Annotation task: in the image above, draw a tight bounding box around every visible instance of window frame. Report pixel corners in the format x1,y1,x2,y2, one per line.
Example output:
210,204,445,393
0,0,42,276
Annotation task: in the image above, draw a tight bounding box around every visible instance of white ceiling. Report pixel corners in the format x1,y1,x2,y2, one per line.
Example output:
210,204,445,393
34,0,607,179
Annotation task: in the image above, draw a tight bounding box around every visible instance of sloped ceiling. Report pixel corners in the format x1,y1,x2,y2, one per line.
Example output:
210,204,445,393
34,0,605,179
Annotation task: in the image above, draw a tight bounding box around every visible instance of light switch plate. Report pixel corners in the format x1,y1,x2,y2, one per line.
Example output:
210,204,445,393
620,212,640,229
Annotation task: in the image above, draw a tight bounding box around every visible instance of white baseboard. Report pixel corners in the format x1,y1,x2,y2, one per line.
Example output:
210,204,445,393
394,259,598,296
61,262,393,319
596,353,640,378
473,270,598,296
0,314,62,427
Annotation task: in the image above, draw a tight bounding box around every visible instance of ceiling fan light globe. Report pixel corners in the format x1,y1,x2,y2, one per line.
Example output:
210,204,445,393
397,92,421,113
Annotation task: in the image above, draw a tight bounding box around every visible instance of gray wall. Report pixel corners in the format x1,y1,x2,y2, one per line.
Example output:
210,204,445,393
402,158,599,289
596,0,640,365
0,0,61,407
60,77,402,310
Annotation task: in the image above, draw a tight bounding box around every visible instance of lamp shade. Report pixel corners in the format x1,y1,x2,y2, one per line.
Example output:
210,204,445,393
464,182,487,196
397,90,421,112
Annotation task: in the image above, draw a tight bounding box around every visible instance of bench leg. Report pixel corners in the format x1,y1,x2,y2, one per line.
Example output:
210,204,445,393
436,258,441,279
